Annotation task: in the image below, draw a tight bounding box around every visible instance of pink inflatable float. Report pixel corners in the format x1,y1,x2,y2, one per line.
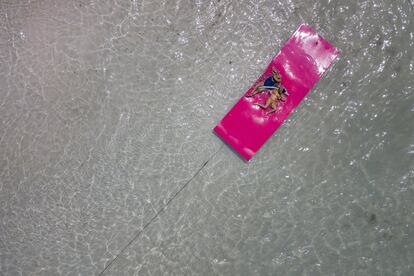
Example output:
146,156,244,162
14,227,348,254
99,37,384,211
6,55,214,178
214,24,340,161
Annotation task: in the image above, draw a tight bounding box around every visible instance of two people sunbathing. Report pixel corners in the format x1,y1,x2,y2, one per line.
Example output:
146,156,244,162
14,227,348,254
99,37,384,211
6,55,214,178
246,68,289,115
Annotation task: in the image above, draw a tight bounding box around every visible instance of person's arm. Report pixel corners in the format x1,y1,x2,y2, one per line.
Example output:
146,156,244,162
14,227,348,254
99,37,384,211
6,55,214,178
280,93,286,102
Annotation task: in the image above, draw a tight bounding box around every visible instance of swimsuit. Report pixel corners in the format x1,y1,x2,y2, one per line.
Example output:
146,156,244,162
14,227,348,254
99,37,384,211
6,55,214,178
263,76,279,87
257,76,288,96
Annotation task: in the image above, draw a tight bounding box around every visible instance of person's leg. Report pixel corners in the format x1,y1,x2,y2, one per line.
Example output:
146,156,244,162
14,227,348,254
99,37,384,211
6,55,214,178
256,97,272,109
247,81,264,97
266,102,278,115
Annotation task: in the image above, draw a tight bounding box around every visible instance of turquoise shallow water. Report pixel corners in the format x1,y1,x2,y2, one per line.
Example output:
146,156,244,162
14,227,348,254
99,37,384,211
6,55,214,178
0,0,413,275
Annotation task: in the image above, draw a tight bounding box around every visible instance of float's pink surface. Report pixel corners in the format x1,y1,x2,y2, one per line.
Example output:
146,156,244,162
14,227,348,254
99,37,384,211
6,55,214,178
214,24,340,160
